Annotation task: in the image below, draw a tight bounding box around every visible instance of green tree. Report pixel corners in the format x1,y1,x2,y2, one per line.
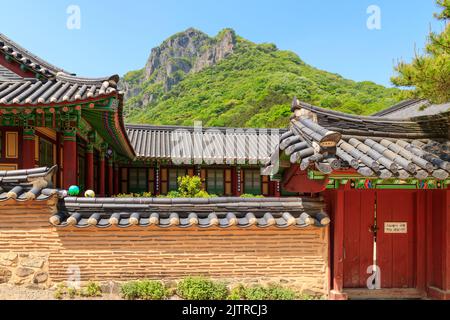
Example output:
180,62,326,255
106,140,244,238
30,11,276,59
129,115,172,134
177,175,203,197
391,0,450,103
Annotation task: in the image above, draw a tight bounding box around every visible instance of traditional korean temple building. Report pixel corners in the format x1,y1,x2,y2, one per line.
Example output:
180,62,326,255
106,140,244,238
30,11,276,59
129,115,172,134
0,34,449,300
0,33,282,197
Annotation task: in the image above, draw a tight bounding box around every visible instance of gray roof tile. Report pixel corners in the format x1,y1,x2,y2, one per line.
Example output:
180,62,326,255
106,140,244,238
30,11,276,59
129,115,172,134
263,98,450,181
125,124,283,164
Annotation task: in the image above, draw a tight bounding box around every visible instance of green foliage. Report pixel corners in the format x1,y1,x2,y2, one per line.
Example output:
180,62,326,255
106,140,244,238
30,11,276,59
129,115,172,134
228,284,298,300
67,287,78,299
228,284,246,300
120,280,169,300
124,29,401,127
392,0,450,103
177,276,228,300
53,283,66,300
195,190,216,198
82,281,102,297
164,190,182,198
240,194,264,198
53,282,103,299
115,192,152,198
166,176,215,198
177,175,202,197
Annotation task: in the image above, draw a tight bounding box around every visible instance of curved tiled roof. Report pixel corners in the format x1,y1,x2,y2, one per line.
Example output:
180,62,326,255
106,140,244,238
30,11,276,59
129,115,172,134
372,99,450,118
125,124,283,164
52,196,329,229
0,33,122,106
0,33,71,77
0,64,22,81
0,166,63,201
296,100,449,139
0,74,119,105
262,99,450,181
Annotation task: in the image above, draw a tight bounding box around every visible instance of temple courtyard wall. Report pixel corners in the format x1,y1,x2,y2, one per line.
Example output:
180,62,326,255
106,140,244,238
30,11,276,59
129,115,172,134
0,197,329,295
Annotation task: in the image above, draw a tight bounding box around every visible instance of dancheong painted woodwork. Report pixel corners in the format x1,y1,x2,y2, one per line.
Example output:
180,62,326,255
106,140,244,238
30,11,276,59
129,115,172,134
0,32,449,300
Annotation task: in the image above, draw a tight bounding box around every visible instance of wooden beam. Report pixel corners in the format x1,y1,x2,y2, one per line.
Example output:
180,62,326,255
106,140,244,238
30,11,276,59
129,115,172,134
330,190,347,299
282,165,329,194
62,129,77,189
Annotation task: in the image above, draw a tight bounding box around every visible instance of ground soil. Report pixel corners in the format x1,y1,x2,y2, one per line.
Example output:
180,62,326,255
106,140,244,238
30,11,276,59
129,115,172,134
0,284,122,300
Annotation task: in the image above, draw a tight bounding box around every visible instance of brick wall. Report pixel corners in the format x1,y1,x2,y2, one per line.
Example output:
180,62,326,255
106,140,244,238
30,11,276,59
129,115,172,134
0,198,329,295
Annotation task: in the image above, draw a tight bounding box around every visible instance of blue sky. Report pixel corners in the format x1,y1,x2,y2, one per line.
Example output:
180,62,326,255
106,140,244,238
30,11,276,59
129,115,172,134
0,0,445,86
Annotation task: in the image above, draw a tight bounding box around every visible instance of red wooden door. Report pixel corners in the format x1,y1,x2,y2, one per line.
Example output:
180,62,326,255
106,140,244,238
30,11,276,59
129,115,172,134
343,190,375,288
376,191,416,288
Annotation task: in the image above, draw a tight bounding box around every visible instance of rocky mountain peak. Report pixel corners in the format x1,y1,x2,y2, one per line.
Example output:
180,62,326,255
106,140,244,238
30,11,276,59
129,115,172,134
144,28,236,91
121,28,237,108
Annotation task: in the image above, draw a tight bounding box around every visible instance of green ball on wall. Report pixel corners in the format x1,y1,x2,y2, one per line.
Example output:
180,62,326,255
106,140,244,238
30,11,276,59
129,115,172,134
68,185,80,196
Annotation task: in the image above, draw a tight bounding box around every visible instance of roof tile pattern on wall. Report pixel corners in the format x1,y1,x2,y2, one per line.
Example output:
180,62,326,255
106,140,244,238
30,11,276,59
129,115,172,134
0,166,63,201
0,166,330,230
262,99,450,180
52,196,329,229
126,124,283,164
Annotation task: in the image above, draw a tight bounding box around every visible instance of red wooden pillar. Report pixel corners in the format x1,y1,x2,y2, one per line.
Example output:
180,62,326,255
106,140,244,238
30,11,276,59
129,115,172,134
22,127,35,169
445,189,450,296
99,151,106,197
85,144,94,191
330,189,347,300
107,159,113,196
62,129,77,189
114,164,119,195
426,189,450,300
416,191,427,293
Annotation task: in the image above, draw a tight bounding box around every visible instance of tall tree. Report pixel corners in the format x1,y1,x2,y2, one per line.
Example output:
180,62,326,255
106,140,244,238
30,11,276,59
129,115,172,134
391,0,450,103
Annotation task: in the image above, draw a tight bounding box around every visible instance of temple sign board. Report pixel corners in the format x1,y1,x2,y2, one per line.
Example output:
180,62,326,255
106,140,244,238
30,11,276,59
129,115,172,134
384,222,408,234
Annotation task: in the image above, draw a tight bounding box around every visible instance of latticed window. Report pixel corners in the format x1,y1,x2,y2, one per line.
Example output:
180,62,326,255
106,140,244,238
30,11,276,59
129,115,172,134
168,168,187,192
244,169,261,195
38,137,54,168
207,169,224,195
128,168,148,194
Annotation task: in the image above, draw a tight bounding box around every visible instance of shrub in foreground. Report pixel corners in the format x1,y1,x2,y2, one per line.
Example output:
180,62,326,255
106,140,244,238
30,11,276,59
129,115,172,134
228,284,297,300
177,276,228,300
121,280,169,300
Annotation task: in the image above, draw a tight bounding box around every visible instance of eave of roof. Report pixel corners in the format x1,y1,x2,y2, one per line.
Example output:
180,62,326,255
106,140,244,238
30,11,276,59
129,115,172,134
125,123,284,163
0,33,72,78
373,99,450,119
262,98,450,182
0,76,119,106
295,100,450,139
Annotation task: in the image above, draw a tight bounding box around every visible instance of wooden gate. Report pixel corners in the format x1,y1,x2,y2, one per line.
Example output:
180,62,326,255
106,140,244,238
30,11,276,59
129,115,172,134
343,190,416,289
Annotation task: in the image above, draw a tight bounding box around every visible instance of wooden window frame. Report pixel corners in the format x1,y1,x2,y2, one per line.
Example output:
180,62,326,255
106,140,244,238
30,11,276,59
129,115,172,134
5,131,18,159
206,168,225,196
128,167,148,194
168,167,187,192
243,169,262,195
